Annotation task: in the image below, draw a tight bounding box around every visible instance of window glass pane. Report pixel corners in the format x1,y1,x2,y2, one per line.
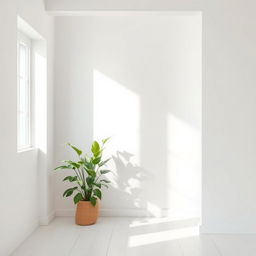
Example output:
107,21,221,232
18,80,29,145
18,113,26,146
19,78,26,113
17,34,30,150
19,44,26,79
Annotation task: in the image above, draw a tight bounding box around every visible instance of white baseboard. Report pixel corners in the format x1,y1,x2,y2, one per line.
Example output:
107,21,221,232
55,208,200,219
40,210,56,225
56,208,152,217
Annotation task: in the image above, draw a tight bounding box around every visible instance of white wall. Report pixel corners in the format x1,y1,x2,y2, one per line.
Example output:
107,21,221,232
202,1,256,234
0,0,54,255
48,0,256,233
54,14,202,219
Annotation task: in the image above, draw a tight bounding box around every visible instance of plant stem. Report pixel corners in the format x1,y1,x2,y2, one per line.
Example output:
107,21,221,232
73,169,85,198
80,167,87,200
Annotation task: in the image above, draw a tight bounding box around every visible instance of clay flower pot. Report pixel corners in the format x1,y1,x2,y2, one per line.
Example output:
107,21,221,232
75,200,99,225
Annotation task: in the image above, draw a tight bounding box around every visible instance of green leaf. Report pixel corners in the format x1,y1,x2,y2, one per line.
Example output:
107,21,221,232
66,190,73,197
71,162,80,169
54,165,71,171
63,176,78,182
95,152,102,158
87,169,96,177
100,170,111,175
99,158,111,167
63,188,72,197
73,192,83,204
100,179,111,183
63,187,77,197
63,176,72,181
102,137,111,144
64,160,80,169
94,183,101,188
86,176,94,187
91,141,100,156
90,196,97,206
67,143,82,156
84,160,93,170
71,176,78,182
84,155,90,163
93,189,102,200
92,157,101,165
102,184,109,189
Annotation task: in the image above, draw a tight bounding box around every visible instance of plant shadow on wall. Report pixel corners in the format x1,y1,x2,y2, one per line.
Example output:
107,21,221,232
110,150,153,212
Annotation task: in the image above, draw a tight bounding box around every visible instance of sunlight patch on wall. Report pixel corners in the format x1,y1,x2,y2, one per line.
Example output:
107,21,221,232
167,114,201,218
34,52,47,153
93,69,141,174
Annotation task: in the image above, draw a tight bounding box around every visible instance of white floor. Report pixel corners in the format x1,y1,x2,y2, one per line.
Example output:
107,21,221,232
11,217,256,256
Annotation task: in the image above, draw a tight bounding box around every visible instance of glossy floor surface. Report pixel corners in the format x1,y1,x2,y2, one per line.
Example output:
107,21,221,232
12,217,256,256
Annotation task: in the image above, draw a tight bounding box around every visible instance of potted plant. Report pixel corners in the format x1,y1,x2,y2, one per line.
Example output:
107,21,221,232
54,138,111,225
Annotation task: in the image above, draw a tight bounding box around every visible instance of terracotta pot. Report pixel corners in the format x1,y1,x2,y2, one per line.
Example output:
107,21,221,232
75,200,99,225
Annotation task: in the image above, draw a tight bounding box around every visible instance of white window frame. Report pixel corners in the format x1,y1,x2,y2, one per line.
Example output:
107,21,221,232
17,31,32,151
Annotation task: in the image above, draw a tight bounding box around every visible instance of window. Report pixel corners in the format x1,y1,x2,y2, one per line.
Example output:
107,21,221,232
17,32,31,151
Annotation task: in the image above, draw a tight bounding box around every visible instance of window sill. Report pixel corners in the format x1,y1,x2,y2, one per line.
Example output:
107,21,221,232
18,147,37,153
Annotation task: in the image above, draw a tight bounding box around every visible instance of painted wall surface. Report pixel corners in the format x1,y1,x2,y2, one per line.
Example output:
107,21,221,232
48,0,256,233
54,15,202,219
0,0,54,254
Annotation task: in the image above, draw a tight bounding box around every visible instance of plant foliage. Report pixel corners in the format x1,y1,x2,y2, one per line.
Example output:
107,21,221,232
54,138,112,206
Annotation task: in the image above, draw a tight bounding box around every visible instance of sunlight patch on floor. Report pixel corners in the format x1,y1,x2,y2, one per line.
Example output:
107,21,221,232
128,226,199,247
